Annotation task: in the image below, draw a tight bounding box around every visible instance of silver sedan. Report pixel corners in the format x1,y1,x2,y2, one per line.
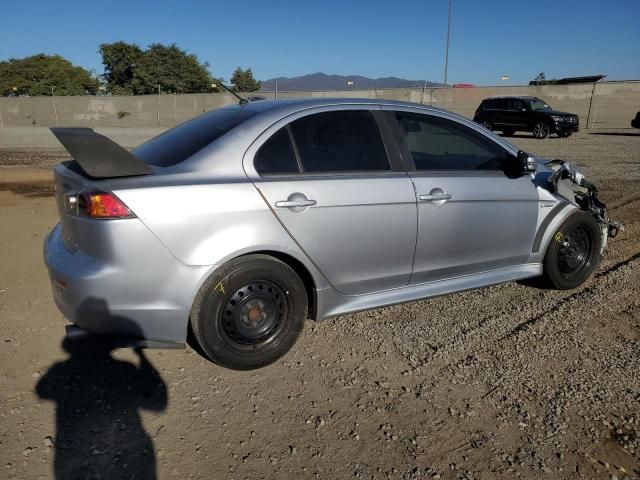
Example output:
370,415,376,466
44,98,621,369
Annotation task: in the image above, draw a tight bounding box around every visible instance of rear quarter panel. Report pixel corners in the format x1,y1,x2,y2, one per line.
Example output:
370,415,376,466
114,179,331,290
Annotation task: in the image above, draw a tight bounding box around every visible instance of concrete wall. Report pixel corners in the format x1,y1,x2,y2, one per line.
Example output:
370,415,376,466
1,81,638,129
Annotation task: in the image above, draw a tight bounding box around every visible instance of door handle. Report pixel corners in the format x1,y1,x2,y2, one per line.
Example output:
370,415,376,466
419,193,452,201
275,199,317,208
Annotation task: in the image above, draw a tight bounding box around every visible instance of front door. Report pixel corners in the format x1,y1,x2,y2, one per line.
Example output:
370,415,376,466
386,108,539,284
247,108,418,295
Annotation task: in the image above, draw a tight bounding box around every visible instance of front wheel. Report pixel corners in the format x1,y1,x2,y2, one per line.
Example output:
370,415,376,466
190,255,307,370
532,121,550,139
541,212,602,289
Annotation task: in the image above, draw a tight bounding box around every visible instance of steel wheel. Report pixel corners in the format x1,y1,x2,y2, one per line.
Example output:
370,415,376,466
541,211,602,290
533,122,549,139
190,254,307,370
557,225,594,278
221,280,288,349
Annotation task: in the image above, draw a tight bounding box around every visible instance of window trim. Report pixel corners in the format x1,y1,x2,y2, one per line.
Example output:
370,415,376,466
384,109,512,173
286,124,305,174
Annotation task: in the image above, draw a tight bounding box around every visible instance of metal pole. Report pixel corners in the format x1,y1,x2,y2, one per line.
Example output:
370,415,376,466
275,80,278,99
421,81,426,104
586,81,597,129
173,92,177,124
51,86,59,127
591,81,603,129
157,84,160,126
444,0,452,86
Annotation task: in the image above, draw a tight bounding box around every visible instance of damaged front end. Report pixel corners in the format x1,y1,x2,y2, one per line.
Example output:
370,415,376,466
545,159,624,251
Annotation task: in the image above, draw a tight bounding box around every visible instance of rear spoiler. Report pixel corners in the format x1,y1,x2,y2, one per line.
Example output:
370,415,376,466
50,128,153,178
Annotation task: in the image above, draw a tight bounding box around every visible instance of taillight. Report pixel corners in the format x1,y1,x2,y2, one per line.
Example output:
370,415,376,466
77,191,135,219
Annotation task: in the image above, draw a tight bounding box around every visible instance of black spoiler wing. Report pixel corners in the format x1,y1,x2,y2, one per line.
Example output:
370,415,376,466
50,128,153,178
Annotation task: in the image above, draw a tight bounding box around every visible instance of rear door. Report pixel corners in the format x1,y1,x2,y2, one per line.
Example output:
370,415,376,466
506,98,528,128
384,108,538,284
488,98,509,127
245,106,417,295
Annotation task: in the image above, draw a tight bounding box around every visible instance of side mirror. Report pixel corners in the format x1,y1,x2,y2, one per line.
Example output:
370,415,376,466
518,150,537,173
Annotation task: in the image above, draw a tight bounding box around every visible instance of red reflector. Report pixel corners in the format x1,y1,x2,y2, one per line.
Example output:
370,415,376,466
87,193,133,218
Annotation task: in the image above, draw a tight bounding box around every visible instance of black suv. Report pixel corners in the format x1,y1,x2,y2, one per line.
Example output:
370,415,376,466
473,96,579,139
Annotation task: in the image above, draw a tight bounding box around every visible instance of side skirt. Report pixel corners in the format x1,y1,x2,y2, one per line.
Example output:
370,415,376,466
316,263,542,319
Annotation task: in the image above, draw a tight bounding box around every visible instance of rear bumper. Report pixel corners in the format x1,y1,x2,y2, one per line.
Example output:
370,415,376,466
65,324,185,349
44,223,210,343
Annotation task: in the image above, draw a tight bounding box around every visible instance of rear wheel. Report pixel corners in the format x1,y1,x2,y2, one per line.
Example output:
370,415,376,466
541,212,602,289
190,255,307,370
481,119,493,131
533,121,550,139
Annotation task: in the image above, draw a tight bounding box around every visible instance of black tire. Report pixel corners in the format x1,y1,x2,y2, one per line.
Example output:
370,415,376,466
502,128,515,137
532,121,550,139
541,211,602,290
190,254,307,370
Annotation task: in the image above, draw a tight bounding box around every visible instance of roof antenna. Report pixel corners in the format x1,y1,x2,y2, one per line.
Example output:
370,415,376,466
212,82,248,104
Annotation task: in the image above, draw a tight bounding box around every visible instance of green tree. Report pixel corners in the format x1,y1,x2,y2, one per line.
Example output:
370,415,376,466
230,67,261,92
99,41,143,95
99,42,213,95
0,54,98,96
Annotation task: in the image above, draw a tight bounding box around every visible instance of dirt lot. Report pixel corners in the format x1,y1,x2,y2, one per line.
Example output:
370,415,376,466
0,128,639,480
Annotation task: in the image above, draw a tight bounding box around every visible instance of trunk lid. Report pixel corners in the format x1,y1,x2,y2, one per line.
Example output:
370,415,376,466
53,163,89,250
50,128,154,251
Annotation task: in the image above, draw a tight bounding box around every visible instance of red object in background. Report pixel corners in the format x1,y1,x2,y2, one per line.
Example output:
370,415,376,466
453,83,476,88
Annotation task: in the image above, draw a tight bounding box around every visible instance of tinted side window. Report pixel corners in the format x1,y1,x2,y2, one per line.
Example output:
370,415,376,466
483,99,496,109
495,98,509,110
289,111,390,173
394,112,507,171
509,99,525,110
254,127,299,175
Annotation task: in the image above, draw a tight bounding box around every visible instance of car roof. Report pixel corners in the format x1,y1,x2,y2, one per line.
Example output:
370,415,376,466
169,96,520,174
237,96,454,116
484,95,539,100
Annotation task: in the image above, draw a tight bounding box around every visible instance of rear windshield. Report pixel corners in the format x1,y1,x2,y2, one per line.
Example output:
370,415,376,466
133,106,259,167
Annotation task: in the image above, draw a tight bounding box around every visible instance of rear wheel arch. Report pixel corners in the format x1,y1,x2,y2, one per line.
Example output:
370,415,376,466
248,250,318,320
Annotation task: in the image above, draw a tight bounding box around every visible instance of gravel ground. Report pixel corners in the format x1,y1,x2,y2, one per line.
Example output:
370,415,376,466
0,128,638,479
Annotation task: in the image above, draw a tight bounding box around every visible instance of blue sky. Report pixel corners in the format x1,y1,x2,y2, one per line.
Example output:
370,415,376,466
1,0,638,85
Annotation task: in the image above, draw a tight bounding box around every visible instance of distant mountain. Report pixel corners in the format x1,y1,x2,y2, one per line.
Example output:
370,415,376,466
259,72,442,91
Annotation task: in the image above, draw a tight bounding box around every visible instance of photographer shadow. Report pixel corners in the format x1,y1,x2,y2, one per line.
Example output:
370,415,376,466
35,300,167,480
